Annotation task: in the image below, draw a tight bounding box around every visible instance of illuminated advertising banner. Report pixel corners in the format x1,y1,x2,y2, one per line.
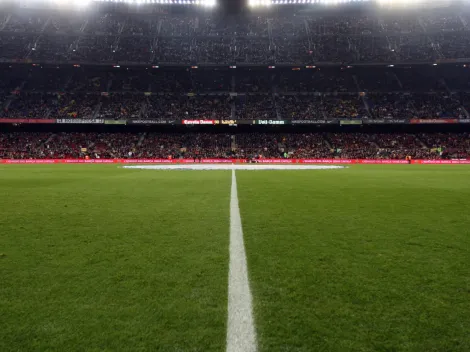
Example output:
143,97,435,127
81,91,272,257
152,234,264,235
2,118,470,126
410,119,458,124
176,159,234,163
291,120,336,125
215,120,238,125
124,159,172,163
255,159,294,163
256,120,288,125
62,159,116,163
300,159,354,164
358,160,409,164
181,120,254,125
340,120,363,125
0,119,55,124
129,120,175,125
104,120,127,125
415,160,470,164
221,120,253,125
182,120,217,125
364,119,408,124
3,159,469,164
56,119,104,124
1,159,58,164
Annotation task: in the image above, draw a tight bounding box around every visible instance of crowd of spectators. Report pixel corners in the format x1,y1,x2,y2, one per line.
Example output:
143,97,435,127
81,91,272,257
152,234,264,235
418,132,470,159
2,132,469,160
137,133,232,159
411,93,465,118
273,37,311,64
98,95,144,120
3,10,470,64
326,132,445,159
369,93,415,119
236,95,276,120
48,94,100,119
235,133,282,158
3,93,234,120
357,70,402,92
47,132,97,158
278,71,356,93
236,71,273,93
1,90,469,121
368,93,465,119
192,70,230,92
370,133,438,160
323,95,368,119
1,65,470,120
286,133,332,159
1,93,51,118
327,133,379,159
0,132,51,159
279,95,325,120
278,94,367,120
93,132,141,158
143,95,232,120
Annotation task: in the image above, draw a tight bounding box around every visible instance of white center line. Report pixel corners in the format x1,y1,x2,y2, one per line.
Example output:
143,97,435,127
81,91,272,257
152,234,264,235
226,169,257,352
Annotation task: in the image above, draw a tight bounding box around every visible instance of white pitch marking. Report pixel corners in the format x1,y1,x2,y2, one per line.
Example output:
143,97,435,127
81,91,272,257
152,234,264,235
226,169,257,352
123,164,346,171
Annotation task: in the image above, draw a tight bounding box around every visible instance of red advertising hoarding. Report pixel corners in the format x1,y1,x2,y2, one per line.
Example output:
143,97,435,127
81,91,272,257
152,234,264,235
2,159,470,164
410,119,458,124
414,160,470,164
0,119,56,124
182,120,217,125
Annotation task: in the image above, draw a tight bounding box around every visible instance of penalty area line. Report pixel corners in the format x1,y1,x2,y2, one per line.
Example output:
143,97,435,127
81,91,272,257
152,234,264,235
226,169,257,352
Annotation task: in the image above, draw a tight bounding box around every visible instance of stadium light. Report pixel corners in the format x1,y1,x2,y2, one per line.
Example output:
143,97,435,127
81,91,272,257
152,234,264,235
246,0,459,7
250,0,272,6
92,0,216,5
51,0,91,8
376,0,431,6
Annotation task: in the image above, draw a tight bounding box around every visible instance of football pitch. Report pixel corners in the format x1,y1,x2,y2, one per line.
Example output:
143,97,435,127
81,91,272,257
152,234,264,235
1,165,469,352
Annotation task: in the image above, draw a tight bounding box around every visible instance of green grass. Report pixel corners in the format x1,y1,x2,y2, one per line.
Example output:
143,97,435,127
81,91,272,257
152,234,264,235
0,166,230,352
1,165,470,352
237,166,470,352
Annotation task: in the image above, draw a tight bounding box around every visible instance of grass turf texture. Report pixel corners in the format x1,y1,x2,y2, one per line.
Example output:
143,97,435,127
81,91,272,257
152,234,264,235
0,166,230,352
237,166,470,352
0,165,469,352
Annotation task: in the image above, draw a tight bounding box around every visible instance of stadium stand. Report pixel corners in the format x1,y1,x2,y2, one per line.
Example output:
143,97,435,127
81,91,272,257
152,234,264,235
0,4,470,162
1,132,469,160
1,65,470,121
2,8,470,65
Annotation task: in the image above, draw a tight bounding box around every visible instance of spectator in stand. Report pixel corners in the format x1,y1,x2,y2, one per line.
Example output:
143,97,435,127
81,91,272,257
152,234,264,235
236,95,276,120
0,132,51,159
98,95,145,120
2,93,51,118
1,10,470,64
1,132,469,160
48,94,100,119
279,95,325,120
